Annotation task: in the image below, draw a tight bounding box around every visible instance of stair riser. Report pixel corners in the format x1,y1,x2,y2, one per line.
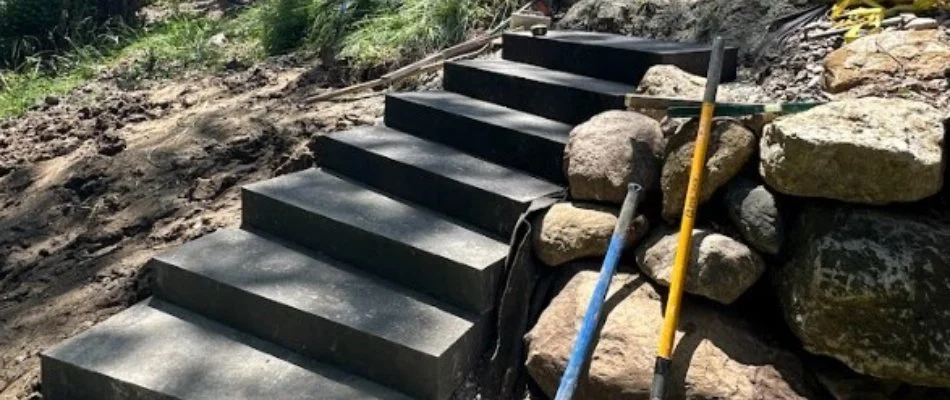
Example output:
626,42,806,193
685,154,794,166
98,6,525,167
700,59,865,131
384,96,567,184
42,356,175,400
241,188,500,314
315,136,526,239
501,33,739,84
152,260,463,400
443,62,625,125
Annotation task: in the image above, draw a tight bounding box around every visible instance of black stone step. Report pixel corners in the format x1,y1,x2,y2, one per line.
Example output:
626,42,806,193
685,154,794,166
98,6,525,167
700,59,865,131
384,91,571,184
443,59,633,125
241,168,508,313
315,126,563,238
42,298,411,400
502,30,739,84
150,228,480,400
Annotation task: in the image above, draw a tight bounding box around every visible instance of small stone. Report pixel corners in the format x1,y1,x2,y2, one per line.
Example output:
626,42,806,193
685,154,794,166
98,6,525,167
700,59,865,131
906,17,938,30
45,96,60,106
661,119,755,221
633,65,736,119
208,33,228,47
723,177,784,255
564,111,664,203
635,228,765,304
533,202,649,266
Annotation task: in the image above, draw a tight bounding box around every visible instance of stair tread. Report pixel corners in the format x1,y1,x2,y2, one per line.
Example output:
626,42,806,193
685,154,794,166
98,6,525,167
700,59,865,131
42,298,410,400
154,228,473,357
243,169,509,270
506,30,718,54
242,168,507,313
389,91,572,146
450,59,634,96
501,30,739,84
326,126,562,202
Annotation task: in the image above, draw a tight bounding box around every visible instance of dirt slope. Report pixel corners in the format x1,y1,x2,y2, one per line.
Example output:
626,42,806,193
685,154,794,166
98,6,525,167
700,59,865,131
0,56,385,399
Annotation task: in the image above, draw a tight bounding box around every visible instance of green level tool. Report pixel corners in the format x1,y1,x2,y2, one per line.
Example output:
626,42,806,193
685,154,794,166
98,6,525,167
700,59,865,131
666,102,824,118
625,94,824,118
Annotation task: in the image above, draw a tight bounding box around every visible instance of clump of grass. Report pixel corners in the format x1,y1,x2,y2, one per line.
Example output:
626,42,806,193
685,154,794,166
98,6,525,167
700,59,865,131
260,0,518,72
0,64,92,118
339,0,470,70
0,2,272,118
0,0,145,68
261,0,312,54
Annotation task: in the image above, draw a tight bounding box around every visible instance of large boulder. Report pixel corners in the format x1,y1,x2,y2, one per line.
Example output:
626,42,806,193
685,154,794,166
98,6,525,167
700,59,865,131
661,118,755,220
533,202,650,267
564,111,664,203
635,228,765,304
824,29,950,93
760,97,945,204
778,204,950,387
724,177,784,255
525,269,821,400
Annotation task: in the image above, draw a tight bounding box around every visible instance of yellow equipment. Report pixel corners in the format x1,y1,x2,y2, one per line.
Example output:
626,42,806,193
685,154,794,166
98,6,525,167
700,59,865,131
831,0,950,41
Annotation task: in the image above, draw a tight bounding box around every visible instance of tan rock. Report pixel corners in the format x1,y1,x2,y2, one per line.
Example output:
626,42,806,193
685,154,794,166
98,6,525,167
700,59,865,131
661,118,755,220
634,65,731,120
533,202,648,266
760,97,945,204
823,29,950,93
525,270,820,400
635,228,765,304
564,111,664,203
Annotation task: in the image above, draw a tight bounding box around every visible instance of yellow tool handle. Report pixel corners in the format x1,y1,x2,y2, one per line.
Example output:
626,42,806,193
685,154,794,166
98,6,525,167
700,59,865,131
656,101,715,358
650,36,724,400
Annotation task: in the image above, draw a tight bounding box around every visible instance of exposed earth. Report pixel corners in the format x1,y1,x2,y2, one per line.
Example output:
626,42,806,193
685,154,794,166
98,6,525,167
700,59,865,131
0,44,391,400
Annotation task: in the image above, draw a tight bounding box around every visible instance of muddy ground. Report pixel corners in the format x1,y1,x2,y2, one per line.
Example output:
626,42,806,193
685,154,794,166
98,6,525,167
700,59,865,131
0,49,392,398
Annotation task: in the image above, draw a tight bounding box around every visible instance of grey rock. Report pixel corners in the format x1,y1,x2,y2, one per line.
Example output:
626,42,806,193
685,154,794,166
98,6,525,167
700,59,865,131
724,177,784,255
564,110,664,203
635,228,765,304
778,204,950,387
532,202,649,266
557,0,810,60
525,269,820,400
906,17,939,30
661,118,755,221
760,97,945,204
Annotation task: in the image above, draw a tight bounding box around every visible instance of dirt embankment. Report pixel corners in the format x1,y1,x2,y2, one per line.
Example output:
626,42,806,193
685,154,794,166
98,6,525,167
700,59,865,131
0,56,385,399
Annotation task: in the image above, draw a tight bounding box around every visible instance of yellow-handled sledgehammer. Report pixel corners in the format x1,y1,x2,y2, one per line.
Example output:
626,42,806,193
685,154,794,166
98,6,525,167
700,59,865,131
649,36,726,400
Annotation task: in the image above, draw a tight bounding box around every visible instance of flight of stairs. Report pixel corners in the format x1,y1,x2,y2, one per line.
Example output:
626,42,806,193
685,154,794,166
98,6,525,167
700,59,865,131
40,30,736,400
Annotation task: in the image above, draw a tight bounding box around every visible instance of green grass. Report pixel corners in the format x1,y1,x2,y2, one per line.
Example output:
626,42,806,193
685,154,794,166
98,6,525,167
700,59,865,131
0,66,92,117
260,0,518,73
0,0,519,119
0,3,271,119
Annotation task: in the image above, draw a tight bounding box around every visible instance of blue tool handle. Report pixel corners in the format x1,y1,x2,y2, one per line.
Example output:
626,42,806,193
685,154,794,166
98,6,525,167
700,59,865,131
554,183,643,400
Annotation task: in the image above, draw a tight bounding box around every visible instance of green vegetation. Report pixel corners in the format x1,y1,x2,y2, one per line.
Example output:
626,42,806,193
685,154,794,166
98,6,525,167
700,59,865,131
0,2,268,118
0,0,520,119
260,0,518,70
0,0,144,68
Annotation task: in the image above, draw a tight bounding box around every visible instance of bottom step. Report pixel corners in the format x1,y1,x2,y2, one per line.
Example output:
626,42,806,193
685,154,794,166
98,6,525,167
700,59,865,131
41,298,411,400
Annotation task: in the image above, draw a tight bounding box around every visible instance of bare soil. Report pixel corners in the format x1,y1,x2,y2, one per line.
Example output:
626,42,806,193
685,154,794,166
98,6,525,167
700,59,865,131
0,51,388,399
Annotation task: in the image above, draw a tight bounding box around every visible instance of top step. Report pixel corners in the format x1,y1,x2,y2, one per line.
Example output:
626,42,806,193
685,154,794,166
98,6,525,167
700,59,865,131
502,30,739,85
